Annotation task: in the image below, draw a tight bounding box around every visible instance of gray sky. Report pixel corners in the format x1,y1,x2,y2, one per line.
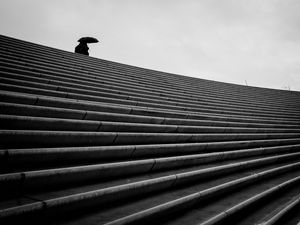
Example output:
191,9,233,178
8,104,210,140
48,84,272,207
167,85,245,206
1,0,300,91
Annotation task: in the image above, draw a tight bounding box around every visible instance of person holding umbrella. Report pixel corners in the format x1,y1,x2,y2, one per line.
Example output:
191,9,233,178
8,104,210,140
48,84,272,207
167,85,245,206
75,37,98,56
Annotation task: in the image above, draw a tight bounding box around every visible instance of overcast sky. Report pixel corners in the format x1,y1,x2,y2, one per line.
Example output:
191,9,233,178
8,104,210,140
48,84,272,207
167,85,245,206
1,0,300,91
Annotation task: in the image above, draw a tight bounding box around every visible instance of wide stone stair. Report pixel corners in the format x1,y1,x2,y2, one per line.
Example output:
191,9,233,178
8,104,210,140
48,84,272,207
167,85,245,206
1,34,300,225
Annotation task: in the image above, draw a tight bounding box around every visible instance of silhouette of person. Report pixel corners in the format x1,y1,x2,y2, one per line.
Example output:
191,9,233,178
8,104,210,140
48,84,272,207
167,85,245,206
75,42,89,55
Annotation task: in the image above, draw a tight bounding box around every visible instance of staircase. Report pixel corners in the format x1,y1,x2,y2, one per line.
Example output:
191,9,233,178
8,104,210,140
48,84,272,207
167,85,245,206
1,34,300,225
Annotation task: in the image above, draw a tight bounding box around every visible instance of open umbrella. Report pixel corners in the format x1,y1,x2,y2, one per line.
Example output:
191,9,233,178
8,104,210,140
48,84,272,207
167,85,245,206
78,37,99,43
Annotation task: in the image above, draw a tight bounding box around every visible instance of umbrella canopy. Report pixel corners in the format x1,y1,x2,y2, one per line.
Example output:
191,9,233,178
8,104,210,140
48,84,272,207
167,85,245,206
78,37,99,43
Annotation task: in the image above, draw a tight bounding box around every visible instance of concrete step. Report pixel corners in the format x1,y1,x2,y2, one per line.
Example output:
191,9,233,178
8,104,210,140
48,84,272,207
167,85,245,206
0,155,283,206
102,162,300,225
1,130,300,149
2,102,300,129
3,148,299,193
256,194,300,225
1,157,299,224
2,142,300,171
200,176,300,225
0,55,298,112
4,80,297,121
1,69,298,115
2,91,300,126
1,36,293,104
159,168,300,225
1,60,300,110
1,74,300,119
3,115,300,134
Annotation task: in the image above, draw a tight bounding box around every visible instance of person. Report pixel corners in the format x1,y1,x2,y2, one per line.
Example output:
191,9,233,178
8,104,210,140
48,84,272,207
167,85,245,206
75,42,89,55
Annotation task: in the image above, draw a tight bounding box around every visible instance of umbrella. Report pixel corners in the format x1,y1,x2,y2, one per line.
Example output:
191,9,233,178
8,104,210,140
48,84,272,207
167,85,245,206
78,37,99,43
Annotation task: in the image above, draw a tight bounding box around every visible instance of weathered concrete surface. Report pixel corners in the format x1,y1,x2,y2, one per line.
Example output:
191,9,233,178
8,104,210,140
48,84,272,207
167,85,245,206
0,34,300,224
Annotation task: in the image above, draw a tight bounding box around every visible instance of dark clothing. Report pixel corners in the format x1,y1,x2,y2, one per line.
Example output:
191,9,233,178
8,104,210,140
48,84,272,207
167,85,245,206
75,42,89,55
